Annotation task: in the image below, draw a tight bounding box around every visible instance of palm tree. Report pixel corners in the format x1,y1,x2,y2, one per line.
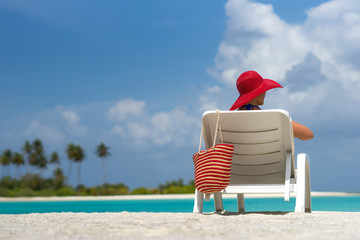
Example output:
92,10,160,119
30,139,46,175
25,139,44,173
66,143,85,186
66,143,76,184
11,152,25,179
22,140,32,173
32,139,44,155
29,152,38,172
37,155,47,177
1,149,12,177
95,143,111,185
49,151,60,166
0,154,6,178
53,167,65,189
73,145,85,187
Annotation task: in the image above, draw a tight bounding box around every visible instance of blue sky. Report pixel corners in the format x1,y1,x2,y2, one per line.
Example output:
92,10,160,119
1,0,360,191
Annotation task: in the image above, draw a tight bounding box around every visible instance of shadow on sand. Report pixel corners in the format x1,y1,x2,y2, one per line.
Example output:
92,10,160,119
203,210,291,216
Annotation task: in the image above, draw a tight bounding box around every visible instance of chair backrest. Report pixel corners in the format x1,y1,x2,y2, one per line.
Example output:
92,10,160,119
201,110,295,185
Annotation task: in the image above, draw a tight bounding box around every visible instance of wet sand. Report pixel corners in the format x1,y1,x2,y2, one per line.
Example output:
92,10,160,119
0,191,357,202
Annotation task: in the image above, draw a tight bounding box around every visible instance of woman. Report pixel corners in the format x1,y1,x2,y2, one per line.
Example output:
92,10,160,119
229,70,314,141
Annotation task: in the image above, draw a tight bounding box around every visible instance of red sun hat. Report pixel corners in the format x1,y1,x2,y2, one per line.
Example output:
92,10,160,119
229,70,283,111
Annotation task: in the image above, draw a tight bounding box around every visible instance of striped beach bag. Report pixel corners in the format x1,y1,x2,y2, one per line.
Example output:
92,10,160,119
193,110,234,195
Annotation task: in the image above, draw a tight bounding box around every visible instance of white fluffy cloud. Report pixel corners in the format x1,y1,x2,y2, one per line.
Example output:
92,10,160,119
197,86,225,113
24,120,65,145
106,98,146,122
209,0,309,83
57,106,87,136
22,107,88,147
208,0,360,125
302,0,360,96
108,99,198,147
211,0,360,86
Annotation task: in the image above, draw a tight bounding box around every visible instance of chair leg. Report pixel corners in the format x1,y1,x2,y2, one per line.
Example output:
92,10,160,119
305,158,312,213
193,189,204,213
295,153,312,213
237,194,245,213
214,192,224,212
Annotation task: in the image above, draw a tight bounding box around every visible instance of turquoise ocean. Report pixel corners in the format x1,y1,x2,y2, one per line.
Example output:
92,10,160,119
1,196,360,214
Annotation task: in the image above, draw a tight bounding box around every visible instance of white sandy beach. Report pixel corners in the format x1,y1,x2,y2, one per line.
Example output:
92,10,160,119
1,193,360,240
1,211,360,240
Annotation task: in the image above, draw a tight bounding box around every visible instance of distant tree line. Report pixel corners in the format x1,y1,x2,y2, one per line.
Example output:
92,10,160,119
0,176,195,197
0,139,110,186
0,139,194,197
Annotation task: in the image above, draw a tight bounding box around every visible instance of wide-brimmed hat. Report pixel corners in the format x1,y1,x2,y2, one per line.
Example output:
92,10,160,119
229,70,283,111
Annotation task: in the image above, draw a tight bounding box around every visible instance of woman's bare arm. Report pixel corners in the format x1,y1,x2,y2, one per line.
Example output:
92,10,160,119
292,121,314,141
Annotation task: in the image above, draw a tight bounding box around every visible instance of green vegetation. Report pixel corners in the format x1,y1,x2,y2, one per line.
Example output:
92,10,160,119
0,139,195,197
0,174,194,197
130,179,195,195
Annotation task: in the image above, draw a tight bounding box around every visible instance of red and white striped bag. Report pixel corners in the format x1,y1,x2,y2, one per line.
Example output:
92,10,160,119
193,110,234,195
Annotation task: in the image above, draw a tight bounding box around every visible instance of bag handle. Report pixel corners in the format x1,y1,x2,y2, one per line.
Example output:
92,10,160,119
213,109,223,148
197,109,224,154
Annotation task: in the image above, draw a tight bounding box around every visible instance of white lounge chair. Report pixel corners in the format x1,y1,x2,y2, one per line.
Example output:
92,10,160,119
193,109,311,213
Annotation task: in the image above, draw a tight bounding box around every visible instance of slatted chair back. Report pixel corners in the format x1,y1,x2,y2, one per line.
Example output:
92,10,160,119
201,110,295,185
